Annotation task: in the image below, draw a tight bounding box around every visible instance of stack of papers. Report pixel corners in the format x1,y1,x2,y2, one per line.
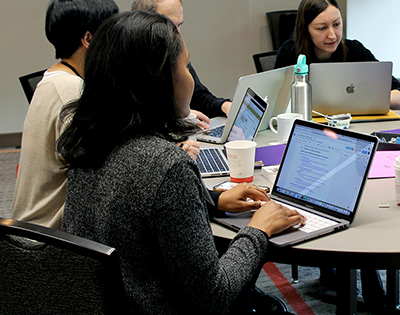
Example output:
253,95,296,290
368,151,400,179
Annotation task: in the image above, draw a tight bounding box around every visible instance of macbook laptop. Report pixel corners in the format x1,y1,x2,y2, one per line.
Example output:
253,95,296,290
196,147,230,178
196,87,268,177
310,61,392,116
213,119,379,246
197,66,293,145
231,66,294,132
197,87,268,143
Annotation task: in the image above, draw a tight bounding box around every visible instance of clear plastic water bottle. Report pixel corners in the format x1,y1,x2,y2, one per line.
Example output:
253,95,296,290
291,54,312,121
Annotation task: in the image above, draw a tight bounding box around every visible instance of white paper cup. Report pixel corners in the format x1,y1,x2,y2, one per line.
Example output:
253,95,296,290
393,156,400,205
184,112,197,141
269,113,303,143
224,140,257,183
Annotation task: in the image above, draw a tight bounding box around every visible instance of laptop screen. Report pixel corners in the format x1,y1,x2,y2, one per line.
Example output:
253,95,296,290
273,121,378,222
227,88,267,142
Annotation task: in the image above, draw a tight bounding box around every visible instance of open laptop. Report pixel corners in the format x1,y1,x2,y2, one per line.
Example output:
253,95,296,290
310,61,392,116
213,119,379,246
231,66,294,132
197,66,293,145
197,87,268,144
196,87,268,177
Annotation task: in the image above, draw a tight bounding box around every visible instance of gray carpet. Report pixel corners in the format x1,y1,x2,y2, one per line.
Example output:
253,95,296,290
256,264,384,314
0,148,387,314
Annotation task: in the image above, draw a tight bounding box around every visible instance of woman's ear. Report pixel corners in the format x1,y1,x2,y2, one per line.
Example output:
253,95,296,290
81,31,92,49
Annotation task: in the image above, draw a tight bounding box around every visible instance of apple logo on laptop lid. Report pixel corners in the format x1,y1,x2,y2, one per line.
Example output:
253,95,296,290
346,84,355,94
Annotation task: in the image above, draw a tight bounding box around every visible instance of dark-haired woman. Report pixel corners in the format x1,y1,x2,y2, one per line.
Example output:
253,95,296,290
275,0,392,311
57,10,303,314
275,0,400,108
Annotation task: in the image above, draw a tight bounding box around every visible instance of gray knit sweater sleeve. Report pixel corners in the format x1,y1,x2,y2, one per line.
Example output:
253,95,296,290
62,136,269,314
152,161,269,313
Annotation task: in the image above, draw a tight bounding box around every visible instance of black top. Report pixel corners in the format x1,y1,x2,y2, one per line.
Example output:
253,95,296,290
274,39,400,91
189,63,230,118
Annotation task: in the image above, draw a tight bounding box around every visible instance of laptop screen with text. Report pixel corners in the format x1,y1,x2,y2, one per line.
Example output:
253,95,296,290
273,123,376,221
227,88,267,142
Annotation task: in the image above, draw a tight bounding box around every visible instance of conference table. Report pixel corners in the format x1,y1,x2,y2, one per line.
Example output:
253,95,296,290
204,115,400,315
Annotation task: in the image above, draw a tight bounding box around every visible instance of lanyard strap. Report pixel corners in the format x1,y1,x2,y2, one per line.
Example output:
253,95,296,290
60,61,81,78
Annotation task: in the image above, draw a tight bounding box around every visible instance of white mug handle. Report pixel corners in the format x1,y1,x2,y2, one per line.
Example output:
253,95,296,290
269,117,278,134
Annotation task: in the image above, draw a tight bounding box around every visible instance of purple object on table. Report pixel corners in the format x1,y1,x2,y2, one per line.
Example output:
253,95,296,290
254,144,286,167
380,129,400,133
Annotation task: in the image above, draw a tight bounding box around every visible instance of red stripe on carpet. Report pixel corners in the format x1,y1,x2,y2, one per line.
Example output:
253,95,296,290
263,262,315,315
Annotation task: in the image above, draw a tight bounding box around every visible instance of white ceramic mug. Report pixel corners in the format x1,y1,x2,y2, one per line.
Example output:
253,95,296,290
269,113,303,143
224,140,257,183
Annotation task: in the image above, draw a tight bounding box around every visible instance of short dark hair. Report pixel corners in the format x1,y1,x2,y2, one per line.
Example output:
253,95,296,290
131,0,183,12
294,0,347,61
45,0,119,59
57,11,196,168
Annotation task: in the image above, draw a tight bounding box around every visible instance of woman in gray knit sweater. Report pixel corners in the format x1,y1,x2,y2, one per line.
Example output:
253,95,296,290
57,11,304,314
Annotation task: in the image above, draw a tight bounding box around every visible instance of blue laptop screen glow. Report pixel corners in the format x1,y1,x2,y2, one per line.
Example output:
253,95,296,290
275,124,375,217
227,89,266,142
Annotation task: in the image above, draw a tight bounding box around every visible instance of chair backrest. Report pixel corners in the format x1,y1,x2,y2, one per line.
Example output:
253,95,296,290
0,217,131,315
252,50,279,73
266,10,297,51
18,70,46,104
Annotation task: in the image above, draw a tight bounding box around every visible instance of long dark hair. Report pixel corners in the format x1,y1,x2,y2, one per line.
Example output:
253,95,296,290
294,0,347,62
56,10,197,168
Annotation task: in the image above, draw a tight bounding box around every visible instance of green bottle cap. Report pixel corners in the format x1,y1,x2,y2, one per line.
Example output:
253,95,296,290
294,54,308,75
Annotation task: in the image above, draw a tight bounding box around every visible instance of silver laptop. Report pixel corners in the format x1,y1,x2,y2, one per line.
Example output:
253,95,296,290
232,66,294,132
197,66,293,145
197,87,268,177
213,119,379,246
310,61,392,116
197,87,268,144
196,147,230,178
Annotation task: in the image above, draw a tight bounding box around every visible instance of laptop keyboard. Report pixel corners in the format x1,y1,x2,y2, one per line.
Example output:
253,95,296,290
278,203,338,233
204,125,224,138
197,148,229,174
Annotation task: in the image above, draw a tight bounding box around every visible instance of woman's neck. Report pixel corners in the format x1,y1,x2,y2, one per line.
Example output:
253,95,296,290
314,50,332,62
48,46,86,77
60,59,83,77
61,57,84,76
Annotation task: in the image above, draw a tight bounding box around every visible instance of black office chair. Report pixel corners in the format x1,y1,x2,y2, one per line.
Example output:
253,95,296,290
0,217,131,314
266,10,297,51
252,50,279,73
18,69,46,103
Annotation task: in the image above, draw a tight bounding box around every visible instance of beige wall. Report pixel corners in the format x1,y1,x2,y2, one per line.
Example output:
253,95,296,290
181,0,298,100
181,0,346,99
0,0,346,134
347,0,399,78
0,1,54,134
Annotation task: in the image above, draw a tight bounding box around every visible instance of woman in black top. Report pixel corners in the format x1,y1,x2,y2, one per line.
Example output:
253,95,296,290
276,0,393,311
275,0,400,108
